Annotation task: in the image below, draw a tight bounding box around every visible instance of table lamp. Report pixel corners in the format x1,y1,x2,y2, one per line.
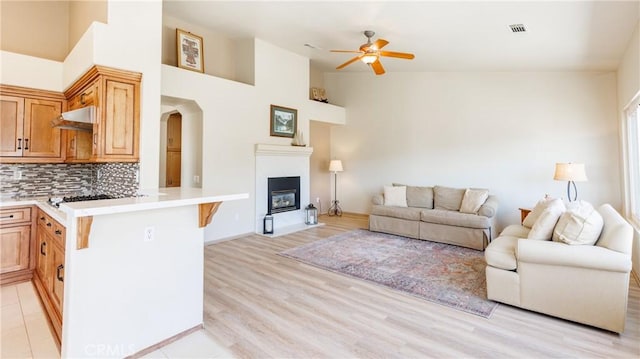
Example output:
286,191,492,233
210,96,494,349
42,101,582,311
553,163,588,202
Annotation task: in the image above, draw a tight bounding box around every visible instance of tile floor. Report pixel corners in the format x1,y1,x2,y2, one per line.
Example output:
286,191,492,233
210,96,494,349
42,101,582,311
1,281,233,359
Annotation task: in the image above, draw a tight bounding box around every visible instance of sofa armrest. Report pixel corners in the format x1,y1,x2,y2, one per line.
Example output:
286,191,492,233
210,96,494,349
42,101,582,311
478,195,498,218
517,239,631,273
372,194,384,205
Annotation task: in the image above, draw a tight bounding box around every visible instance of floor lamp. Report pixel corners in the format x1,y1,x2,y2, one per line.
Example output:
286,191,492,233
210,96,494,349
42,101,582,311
328,160,343,216
553,163,588,202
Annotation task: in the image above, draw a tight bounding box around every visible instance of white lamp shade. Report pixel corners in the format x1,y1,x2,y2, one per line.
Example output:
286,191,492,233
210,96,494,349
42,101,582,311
329,160,343,172
553,163,588,182
361,54,378,64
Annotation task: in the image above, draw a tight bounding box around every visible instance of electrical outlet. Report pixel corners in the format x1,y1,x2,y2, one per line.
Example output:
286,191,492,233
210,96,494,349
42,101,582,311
144,226,155,242
193,175,200,184
316,197,320,203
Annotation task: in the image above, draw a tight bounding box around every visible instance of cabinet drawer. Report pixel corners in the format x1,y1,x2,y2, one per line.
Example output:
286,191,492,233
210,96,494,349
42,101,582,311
0,207,32,225
37,209,65,247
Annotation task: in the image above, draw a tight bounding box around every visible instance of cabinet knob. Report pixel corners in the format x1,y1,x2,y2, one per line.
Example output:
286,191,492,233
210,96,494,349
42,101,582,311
40,242,47,256
56,264,64,282
47,222,52,227
80,93,86,105
0,215,14,219
55,229,62,235
17,138,22,150
24,139,29,150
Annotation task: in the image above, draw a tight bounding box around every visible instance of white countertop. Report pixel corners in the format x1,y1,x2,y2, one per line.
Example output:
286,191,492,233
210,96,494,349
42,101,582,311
59,187,249,218
0,188,249,223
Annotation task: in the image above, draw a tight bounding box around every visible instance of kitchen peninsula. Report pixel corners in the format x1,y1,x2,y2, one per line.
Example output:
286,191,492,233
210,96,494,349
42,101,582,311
2,188,248,358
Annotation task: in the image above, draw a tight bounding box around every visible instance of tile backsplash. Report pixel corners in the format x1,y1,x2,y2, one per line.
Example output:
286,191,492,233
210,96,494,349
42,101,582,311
0,163,139,199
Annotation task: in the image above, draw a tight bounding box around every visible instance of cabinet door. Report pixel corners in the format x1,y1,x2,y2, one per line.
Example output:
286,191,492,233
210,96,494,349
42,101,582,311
104,80,136,156
50,242,65,315
0,225,31,273
23,98,62,158
65,129,92,161
0,95,25,156
166,150,181,187
68,83,99,111
167,113,182,151
35,229,49,282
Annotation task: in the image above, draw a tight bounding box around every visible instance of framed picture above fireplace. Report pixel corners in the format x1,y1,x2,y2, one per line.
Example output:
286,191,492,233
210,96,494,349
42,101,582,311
270,105,297,138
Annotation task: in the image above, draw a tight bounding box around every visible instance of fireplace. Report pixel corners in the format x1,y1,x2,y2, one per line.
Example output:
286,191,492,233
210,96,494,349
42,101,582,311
268,176,300,214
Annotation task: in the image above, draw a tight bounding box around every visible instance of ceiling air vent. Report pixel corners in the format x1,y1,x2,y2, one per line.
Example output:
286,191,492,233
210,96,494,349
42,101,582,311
509,24,526,33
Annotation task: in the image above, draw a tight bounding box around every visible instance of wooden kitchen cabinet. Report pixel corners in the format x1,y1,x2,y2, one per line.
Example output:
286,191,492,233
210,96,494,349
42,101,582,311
0,206,36,285
34,208,65,345
0,86,66,162
64,65,141,163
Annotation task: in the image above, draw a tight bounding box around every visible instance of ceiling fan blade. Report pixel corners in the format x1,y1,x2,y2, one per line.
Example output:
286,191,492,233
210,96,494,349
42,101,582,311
371,59,385,75
379,50,415,59
336,55,363,70
372,39,389,50
331,50,363,54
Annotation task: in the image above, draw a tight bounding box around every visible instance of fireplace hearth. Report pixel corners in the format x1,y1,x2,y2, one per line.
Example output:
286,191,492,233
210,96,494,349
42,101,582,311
268,176,300,214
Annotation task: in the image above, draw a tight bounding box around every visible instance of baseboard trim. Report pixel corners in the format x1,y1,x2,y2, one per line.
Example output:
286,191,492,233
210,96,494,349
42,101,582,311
320,212,369,220
204,232,254,246
127,324,203,359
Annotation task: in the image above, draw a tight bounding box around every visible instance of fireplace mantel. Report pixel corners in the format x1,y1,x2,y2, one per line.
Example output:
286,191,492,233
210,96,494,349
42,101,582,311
255,144,313,157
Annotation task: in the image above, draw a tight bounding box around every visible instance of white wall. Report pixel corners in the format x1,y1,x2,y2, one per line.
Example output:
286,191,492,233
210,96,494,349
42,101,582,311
310,121,332,213
617,22,640,276
162,38,316,241
324,71,620,231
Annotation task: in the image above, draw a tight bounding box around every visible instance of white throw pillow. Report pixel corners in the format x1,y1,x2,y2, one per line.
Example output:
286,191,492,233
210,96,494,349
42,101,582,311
527,199,566,241
384,186,408,207
459,188,489,214
523,196,556,228
552,201,604,245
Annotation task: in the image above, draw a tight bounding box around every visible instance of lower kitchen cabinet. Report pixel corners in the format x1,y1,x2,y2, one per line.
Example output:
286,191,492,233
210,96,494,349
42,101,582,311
0,206,36,285
34,208,65,345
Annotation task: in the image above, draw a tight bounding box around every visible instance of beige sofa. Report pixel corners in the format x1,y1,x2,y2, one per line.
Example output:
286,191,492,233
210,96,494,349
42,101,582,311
485,203,633,333
369,185,498,250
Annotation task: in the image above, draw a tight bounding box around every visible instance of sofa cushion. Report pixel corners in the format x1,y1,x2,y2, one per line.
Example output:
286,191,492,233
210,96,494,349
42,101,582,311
500,224,531,238
527,199,566,241
433,186,466,211
371,205,422,221
485,236,518,270
523,196,556,228
393,183,434,209
383,185,407,207
553,201,603,245
460,188,489,214
420,209,491,229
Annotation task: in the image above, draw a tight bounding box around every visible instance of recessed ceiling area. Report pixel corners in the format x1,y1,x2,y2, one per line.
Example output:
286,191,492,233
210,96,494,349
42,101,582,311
163,0,639,73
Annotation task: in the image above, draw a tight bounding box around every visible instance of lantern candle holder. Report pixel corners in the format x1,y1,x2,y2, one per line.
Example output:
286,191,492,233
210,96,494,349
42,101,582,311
305,204,318,225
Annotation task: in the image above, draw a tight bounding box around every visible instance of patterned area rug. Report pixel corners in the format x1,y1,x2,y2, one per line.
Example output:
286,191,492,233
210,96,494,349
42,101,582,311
280,229,497,318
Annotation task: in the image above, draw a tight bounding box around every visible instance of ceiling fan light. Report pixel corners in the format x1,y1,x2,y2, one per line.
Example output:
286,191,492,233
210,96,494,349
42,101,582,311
361,54,378,64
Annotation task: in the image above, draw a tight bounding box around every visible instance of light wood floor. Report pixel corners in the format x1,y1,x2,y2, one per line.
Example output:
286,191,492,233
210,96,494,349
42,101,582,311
203,214,640,358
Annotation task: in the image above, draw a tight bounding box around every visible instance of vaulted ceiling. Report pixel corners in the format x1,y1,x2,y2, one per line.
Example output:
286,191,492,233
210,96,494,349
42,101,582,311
164,0,639,73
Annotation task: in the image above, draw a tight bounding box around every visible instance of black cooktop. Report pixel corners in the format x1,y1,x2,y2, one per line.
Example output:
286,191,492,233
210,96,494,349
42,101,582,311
48,194,115,208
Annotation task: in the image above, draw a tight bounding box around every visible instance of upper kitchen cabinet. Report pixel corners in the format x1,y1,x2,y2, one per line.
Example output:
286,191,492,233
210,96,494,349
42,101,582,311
0,86,66,163
64,65,141,163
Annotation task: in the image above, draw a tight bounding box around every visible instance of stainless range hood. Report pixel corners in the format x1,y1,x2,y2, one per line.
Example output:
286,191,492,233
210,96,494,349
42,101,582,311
51,106,95,131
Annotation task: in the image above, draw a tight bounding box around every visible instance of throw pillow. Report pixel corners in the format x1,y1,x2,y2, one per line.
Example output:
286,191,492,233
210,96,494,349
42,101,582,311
383,186,408,207
523,196,555,228
433,186,466,211
527,198,566,240
393,183,434,209
552,201,604,245
460,188,489,214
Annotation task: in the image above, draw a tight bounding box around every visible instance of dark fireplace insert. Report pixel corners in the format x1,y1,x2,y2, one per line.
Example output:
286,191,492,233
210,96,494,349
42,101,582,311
268,176,300,214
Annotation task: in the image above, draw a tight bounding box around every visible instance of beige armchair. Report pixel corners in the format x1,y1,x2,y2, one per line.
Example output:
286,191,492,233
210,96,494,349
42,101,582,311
485,204,633,333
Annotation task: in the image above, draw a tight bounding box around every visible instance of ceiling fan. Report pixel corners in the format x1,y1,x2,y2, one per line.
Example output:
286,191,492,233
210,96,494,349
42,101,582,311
331,30,415,75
